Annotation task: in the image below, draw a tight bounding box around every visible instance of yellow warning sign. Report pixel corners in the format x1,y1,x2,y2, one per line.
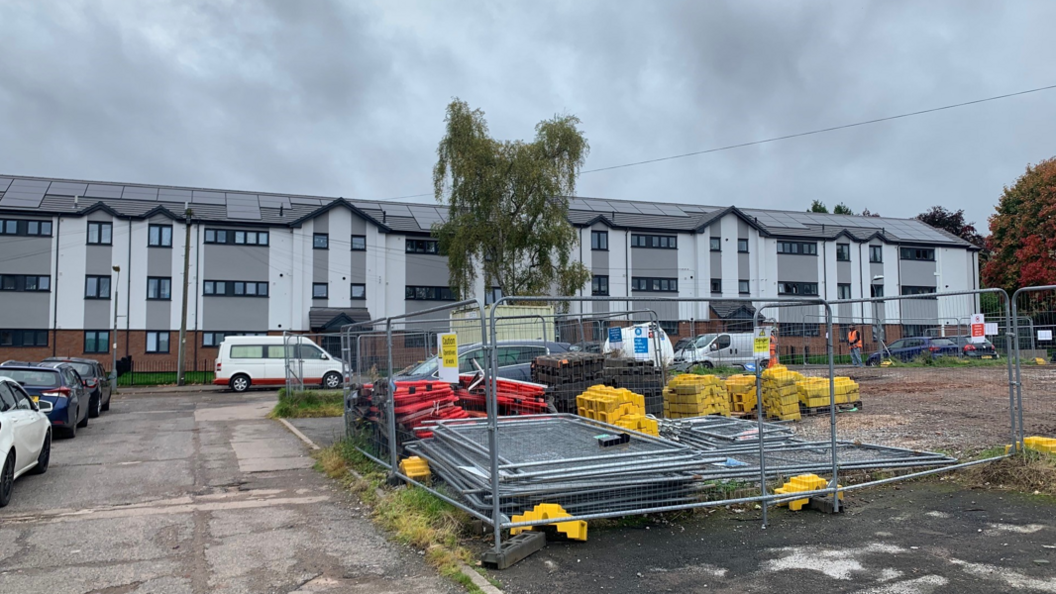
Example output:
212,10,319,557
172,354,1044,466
438,333,459,383
753,327,770,359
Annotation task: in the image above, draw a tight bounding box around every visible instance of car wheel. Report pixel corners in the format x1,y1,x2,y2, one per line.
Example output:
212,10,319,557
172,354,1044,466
62,419,77,439
322,371,341,390
0,451,14,507
88,392,101,419
30,431,50,475
230,374,251,393
76,404,89,428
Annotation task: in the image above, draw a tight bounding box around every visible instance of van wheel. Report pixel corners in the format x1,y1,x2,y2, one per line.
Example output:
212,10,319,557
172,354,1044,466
230,375,251,393
701,361,714,369
322,372,341,390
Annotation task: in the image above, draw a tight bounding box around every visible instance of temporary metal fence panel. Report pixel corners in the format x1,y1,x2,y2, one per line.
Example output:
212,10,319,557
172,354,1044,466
1012,285,1056,447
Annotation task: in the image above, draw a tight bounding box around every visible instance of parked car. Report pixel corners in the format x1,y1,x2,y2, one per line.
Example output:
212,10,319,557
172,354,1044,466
948,336,1000,360
214,336,346,392
0,364,89,438
41,357,113,416
568,341,602,354
675,332,761,369
394,340,571,382
0,377,53,506
865,337,960,366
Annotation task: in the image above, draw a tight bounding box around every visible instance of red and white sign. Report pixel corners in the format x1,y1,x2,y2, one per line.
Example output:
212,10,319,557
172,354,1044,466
970,314,985,344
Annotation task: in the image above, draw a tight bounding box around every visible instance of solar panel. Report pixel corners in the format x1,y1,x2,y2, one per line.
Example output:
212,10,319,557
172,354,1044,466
226,202,262,220
634,202,665,215
122,186,159,201
610,201,642,214
290,197,322,206
380,204,413,218
192,190,225,205
85,184,123,199
47,181,88,196
158,188,192,203
0,178,11,193
0,179,49,208
258,195,291,209
656,204,688,216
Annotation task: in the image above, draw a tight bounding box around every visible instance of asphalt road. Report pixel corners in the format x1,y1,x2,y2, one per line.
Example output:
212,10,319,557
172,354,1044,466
0,390,455,594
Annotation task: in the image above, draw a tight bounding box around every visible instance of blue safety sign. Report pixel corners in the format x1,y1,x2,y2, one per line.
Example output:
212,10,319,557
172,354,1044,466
608,327,623,344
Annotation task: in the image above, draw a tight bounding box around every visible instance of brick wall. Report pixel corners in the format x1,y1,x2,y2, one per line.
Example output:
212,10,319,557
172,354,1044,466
0,330,213,372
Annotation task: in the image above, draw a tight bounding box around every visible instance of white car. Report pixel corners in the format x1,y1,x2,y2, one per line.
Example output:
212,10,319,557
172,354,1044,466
0,376,52,507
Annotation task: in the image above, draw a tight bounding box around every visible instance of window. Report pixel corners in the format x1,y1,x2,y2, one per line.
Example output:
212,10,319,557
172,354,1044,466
838,283,852,300
406,239,440,254
659,321,679,336
87,222,113,245
84,331,110,354
146,331,170,354
737,238,749,253
710,237,721,252
738,280,750,294
631,234,677,249
0,329,48,347
777,241,818,255
203,280,268,297
0,275,50,292
869,245,883,263
870,284,884,298
313,283,329,299
230,345,264,359
485,287,503,305
900,247,935,261
351,283,366,299
202,332,265,347
148,224,173,247
901,285,937,297
147,277,172,300
405,286,457,300
0,218,52,236
631,277,678,292
778,281,819,296
836,243,851,261
591,275,609,296
711,279,722,293
313,233,329,249
591,230,609,251
204,228,268,245
781,323,821,337
351,235,366,251
85,275,112,299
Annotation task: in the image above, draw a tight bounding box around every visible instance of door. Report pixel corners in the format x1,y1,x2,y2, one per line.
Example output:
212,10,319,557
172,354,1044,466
96,363,112,401
298,342,332,382
708,334,733,365
1,383,44,474
264,345,289,384
64,369,85,423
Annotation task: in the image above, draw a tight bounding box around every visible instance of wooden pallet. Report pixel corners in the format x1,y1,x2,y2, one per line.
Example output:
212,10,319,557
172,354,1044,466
800,401,862,416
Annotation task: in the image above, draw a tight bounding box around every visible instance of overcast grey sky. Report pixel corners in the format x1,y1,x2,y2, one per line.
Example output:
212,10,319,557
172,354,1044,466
1,1,1053,231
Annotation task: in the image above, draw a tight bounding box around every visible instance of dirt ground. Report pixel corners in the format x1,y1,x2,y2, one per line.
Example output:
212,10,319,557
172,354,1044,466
788,366,1049,454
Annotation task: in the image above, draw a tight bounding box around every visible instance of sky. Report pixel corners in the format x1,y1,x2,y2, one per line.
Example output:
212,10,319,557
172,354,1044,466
1,1,1054,232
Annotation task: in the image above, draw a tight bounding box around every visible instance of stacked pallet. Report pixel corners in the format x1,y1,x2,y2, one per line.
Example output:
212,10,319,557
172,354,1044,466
532,352,606,413
761,366,803,421
725,374,758,413
576,385,659,436
603,359,665,416
662,374,730,418
796,376,861,408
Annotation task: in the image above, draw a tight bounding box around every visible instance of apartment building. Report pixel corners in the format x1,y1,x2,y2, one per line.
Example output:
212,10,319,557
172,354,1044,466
0,175,981,365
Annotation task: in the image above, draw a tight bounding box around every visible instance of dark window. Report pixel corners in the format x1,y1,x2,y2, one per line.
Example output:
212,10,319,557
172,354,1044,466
147,277,172,300
204,228,268,245
406,239,440,254
203,280,268,297
87,221,113,245
0,275,50,292
313,233,329,249
202,332,266,347
777,241,818,255
659,321,679,336
737,238,749,253
631,233,677,249
838,283,852,300
313,283,329,299
0,219,52,236
405,286,457,300
591,275,609,296
900,247,935,261
901,286,937,298
148,224,173,247
711,278,722,293
351,283,366,299
870,284,884,298
869,245,883,263
0,329,49,347
485,287,503,305
710,237,721,252
146,331,170,353
631,277,678,292
778,281,819,296
85,275,112,299
836,243,851,261
781,323,821,337
350,235,366,251
738,280,750,294
591,230,608,251
84,330,110,354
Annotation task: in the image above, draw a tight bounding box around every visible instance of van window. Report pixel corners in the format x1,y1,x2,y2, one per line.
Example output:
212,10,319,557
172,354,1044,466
266,345,286,359
298,344,326,359
230,345,264,359
715,335,732,350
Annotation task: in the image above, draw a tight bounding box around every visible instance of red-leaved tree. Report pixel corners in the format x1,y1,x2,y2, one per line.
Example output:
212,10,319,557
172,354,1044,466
982,157,1056,294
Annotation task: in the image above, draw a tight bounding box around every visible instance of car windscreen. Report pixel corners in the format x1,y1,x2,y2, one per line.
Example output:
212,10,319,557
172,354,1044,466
51,362,95,377
403,356,439,377
0,368,60,388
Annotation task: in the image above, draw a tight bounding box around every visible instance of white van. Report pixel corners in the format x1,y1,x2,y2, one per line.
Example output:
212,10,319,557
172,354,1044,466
674,332,761,368
601,322,676,367
213,336,345,392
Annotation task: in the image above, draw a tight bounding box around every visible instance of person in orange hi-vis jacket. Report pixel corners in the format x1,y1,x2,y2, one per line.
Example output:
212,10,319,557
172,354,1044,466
848,325,864,367
768,331,777,369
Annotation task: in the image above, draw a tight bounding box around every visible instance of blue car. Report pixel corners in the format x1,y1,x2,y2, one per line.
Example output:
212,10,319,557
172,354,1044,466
0,364,90,438
865,337,960,366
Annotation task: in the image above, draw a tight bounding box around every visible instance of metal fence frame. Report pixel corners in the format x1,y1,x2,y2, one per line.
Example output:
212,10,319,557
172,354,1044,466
1011,284,1056,448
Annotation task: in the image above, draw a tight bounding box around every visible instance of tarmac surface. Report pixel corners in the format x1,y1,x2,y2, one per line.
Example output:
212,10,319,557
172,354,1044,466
0,390,455,594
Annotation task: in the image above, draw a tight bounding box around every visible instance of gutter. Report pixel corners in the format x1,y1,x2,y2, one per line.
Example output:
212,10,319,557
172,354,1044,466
51,215,61,356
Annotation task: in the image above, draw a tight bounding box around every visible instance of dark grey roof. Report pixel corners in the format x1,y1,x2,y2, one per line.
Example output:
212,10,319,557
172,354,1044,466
309,307,372,331
710,301,757,320
0,174,976,248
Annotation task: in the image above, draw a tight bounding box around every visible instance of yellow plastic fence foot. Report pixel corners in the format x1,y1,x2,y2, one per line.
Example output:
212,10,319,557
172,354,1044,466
775,474,841,511
398,456,431,481
510,503,588,542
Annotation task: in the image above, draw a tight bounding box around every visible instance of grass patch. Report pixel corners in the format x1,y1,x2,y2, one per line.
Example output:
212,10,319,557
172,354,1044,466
269,388,344,418
960,450,1056,496
313,438,480,589
879,355,1006,368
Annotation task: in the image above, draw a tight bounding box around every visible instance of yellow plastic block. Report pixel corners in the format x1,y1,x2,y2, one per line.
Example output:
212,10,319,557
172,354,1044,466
398,456,431,482
510,503,588,541
1024,436,1056,454
774,473,842,510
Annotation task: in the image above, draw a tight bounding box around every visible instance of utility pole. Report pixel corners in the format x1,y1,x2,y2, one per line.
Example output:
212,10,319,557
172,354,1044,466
176,208,193,386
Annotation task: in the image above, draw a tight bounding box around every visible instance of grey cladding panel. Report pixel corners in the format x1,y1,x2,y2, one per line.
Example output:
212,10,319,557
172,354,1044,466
203,298,269,331
147,245,173,276
837,261,851,283
405,254,450,286
146,302,171,330
202,245,268,280
0,236,51,274
0,294,50,329
776,254,818,282
83,300,110,331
